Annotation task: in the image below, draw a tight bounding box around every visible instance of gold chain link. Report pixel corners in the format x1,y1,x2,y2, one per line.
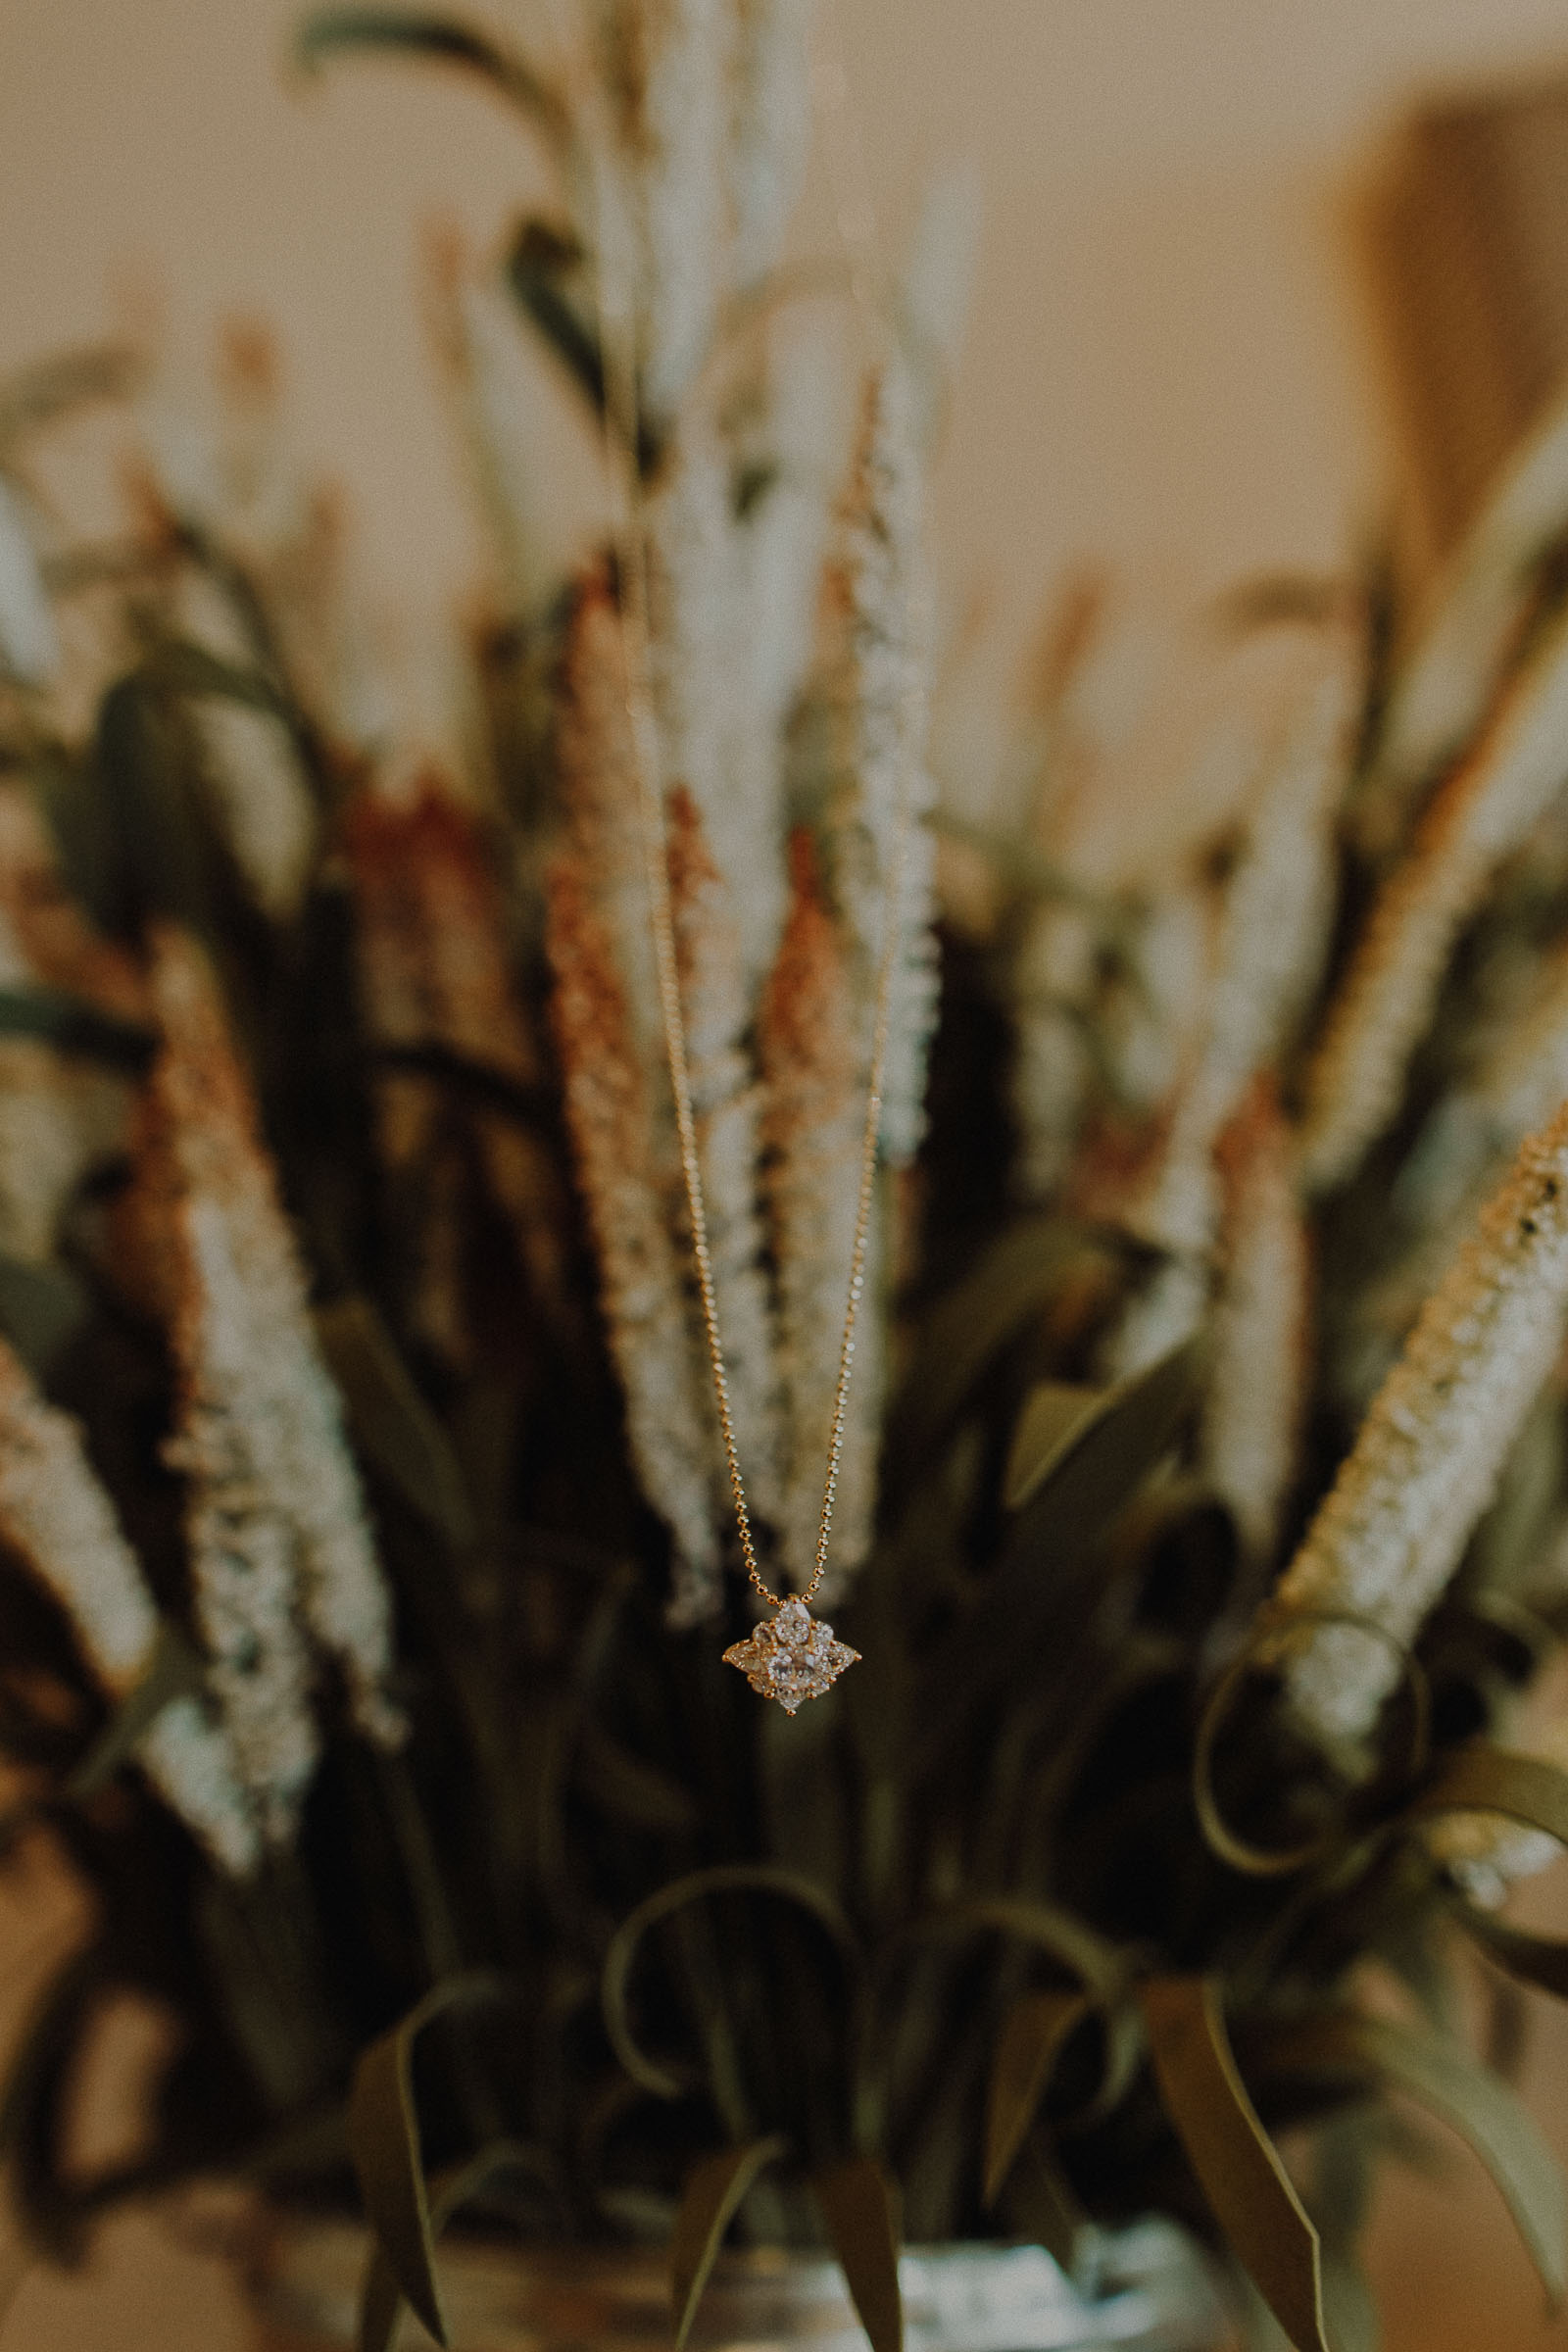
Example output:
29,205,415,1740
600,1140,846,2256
581,4,919,1613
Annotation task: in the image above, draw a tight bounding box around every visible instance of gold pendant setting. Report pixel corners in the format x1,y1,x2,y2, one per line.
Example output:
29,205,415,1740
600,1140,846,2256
723,1597,860,1713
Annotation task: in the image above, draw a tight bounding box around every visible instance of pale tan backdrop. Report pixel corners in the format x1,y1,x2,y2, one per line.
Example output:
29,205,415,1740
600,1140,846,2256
6,2,1568,2346
5,0,1568,712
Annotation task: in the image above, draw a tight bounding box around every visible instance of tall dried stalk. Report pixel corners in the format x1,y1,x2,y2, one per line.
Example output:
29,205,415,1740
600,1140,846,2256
1276,1098,1568,1748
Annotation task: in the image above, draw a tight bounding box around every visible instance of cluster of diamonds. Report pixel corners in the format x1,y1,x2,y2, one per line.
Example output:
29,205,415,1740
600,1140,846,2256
722,1597,860,1714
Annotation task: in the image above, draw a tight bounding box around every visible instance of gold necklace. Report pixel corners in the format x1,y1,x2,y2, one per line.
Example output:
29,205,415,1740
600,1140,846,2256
583,20,918,1712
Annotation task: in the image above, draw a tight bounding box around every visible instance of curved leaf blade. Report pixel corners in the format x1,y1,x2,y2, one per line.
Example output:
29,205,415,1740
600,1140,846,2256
1141,1977,1327,2352
347,1972,511,2348
358,2136,564,2352
900,1894,1125,2001
670,2135,789,2349
886,1218,1095,1470
294,10,569,147
65,1622,206,1799
316,1296,476,1549
812,2157,903,2352
982,1987,1090,2206
1004,1384,1104,1513
1407,1745,1568,1850
603,1865,860,2100
1006,1338,1207,1521
1260,2010,1567,2311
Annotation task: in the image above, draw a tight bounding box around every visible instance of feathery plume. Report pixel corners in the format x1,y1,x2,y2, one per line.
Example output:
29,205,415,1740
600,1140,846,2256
819,362,938,1167
341,778,566,1348
740,329,837,740
546,851,720,1621
760,831,880,1600
649,418,786,972
1275,1098,1568,1749
427,230,556,618
1299,608,1568,1196
1100,883,1214,1125
0,1335,256,1874
1100,1257,1209,1387
600,0,731,430
557,572,662,1054
897,164,983,449
1132,643,1355,1255
666,784,782,1520
1202,1085,1310,1560
1355,382,1568,862
146,928,403,1831
1350,942,1568,1390
1182,647,1353,1146
730,0,815,289
1010,903,1098,1202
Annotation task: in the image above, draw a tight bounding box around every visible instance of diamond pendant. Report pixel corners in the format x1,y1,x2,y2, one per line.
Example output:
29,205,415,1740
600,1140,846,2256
723,1597,860,1714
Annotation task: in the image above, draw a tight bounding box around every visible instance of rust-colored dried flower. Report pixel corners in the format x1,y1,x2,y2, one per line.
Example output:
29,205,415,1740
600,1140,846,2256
760,829,879,1601
547,850,720,1620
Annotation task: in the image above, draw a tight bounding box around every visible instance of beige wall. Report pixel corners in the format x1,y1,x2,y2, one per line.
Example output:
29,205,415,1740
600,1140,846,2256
6,0,1568,719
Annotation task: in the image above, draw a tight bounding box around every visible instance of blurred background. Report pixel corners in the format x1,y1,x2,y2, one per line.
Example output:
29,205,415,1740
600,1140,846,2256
8,0,1568,763
9,0,1568,2343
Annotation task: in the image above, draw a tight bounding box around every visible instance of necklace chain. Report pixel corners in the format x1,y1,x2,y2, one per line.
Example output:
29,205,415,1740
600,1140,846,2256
581,4,917,1617
611,421,914,1614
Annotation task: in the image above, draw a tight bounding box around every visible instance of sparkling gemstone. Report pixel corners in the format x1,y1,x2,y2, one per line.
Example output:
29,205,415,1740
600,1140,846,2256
723,1602,860,1713
774,1599,812,1648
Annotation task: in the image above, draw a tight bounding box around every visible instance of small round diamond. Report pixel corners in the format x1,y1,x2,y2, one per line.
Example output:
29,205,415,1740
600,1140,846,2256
773,1599,812,1649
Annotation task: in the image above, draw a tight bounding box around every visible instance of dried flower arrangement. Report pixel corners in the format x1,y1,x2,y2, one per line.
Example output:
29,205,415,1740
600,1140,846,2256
6,11,1568,2352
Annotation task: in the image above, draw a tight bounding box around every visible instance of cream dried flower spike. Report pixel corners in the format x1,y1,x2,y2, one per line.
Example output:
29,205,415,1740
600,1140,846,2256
580,10,923,1706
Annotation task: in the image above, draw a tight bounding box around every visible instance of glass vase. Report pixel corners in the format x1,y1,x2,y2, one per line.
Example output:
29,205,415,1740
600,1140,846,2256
246,2210,1242,2351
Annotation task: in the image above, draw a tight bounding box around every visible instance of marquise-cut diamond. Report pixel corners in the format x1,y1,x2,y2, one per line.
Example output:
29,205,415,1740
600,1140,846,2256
723,1599,860,1713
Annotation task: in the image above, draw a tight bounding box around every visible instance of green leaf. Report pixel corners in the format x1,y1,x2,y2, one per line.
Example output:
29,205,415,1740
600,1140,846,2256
811,2157,903,2352
1005,1339,1207,1520
358,2137,564,2352
982,1988,1090,2205
294,11,569,149
316,1297,476,1550
669,2135,789,2349
0,1255,91,1382
151,638,293,716
1258,2010,1567,2311
603,1866,860,2100
1405,1744,1568,1850
80,670,225,942
885,1218,1096,1472
1003,1383,1103,1513
65,1622,207,1799
503,220,664,474
347,1972,512,2349
900,1894,1125,2001
573,1722,698,1837
0,985,155,1073
1141,1978,1328,2352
